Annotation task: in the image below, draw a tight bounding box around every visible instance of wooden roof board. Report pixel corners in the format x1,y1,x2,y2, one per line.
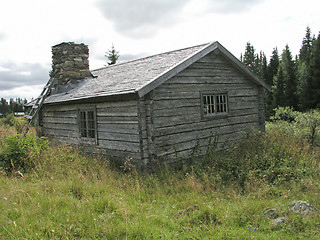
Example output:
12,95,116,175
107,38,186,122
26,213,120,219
44,41,270,104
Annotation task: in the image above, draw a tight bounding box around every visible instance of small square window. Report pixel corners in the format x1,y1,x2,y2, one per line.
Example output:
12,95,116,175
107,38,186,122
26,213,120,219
79,109,96,139
201,93,228,117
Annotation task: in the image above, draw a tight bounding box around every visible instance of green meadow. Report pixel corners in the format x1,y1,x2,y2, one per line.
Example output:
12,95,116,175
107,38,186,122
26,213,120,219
1,108,320,239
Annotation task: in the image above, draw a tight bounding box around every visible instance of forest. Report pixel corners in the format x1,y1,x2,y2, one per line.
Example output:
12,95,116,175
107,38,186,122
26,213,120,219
241,26,320,118
0,98,27,116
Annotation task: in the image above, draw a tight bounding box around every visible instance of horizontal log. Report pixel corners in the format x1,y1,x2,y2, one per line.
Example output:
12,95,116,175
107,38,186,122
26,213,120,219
98,131,140,143
98,139,140,152
98,122,139,134
42,122,78,131
42,117,77,125
97,116,138,122
96,100,137,109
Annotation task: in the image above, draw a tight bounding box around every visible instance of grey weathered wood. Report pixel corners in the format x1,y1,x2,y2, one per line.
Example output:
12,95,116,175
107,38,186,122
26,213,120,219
38,41,269,164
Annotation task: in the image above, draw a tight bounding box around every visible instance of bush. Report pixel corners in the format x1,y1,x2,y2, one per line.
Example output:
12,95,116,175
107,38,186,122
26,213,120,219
269,107,320,146
194,126,315,188
0,113,28,133
0,133,48,173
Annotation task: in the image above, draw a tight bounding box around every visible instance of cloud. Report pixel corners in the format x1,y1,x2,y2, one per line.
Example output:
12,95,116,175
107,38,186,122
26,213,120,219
95,0,188,38
95,0,264,38
0,62,49,91
204,0,264,14
0,85,44,100
0,32,6,41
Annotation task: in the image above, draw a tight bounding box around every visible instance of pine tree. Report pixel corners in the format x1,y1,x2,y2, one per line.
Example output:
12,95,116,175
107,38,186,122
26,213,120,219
309,33,320,108
273,64,286,108
297,62,310,110
297,27,315,110
0,98,10,115
267,48,280,86
281,45,298,108
299,26,314,64
242,42,256,72
105,44,119,66
264,48,280,117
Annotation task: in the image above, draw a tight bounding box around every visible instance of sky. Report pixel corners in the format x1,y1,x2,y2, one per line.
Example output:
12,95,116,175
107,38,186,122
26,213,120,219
0,0,319,100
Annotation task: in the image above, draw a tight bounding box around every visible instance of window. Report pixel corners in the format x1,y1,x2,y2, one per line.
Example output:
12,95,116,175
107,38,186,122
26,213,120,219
202,93,228,117
79,109,96,139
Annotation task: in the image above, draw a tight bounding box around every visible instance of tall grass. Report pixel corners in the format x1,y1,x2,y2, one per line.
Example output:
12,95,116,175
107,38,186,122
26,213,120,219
0,114,319,239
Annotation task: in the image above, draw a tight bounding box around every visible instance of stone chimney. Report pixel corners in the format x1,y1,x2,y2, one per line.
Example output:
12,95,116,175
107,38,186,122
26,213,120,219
50,42,92,85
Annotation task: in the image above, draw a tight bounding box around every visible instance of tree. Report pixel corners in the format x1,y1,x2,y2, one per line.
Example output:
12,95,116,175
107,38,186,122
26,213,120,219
299,26,314,65
272,64,286,108
309,33,320,108
0,98,10,115
297,27,315,110
264,48,279,117
281,45,298,108
267,48,280,86
105,44,119,66
242,42,256,72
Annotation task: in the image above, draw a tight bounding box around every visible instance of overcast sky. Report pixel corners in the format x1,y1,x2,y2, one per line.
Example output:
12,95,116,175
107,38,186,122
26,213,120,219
0,0,319,100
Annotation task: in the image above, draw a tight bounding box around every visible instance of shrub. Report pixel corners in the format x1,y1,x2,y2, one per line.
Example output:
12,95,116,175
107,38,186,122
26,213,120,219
0,133,48,173
270,107,320,146
0,113,28,133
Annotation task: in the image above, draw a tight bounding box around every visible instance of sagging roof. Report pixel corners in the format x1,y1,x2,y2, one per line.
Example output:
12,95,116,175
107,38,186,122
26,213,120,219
44,41,270,104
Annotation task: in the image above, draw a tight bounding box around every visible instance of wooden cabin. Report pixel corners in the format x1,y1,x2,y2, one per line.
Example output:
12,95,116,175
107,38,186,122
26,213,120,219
37,41,270,165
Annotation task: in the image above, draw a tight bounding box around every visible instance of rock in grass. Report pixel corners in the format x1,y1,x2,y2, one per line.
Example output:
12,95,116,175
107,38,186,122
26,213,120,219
272,217,288,227
263,209,279,219
289,200,317,215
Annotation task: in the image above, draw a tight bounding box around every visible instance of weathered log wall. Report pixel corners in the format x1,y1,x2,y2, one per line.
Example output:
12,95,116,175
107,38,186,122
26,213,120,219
41,99,141,161
142,52,263,162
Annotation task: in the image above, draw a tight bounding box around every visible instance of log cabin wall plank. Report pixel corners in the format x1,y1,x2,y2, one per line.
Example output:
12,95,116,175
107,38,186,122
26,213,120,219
146,52,263,161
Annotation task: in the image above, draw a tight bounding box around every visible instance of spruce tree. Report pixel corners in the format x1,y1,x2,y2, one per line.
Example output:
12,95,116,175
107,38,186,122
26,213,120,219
273,64,286,108
105,44,119,66
267,48,280,86
309,33,320,108
297,27,315,110
281,45,298,108
299,26,314,64
242,42,256,72
266,48,279,117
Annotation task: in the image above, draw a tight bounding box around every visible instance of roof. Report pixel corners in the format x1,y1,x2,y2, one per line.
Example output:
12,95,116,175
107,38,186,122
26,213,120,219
44,41,270,104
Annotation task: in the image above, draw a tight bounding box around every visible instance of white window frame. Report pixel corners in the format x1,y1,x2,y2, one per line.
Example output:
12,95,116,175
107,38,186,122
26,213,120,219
201,92,229,118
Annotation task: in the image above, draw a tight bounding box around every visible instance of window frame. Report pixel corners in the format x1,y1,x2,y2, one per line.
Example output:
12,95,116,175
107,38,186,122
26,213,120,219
77,106,98,144
200,92,229,119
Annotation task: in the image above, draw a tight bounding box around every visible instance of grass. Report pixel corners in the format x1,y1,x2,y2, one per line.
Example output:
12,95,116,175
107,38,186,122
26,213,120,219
0,119,320,239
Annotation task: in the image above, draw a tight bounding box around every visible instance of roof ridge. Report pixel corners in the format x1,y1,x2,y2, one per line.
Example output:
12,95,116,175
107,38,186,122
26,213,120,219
91,42,211,72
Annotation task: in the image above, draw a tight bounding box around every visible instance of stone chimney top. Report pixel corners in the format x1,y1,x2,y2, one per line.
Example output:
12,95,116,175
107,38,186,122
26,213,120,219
50,42,92,86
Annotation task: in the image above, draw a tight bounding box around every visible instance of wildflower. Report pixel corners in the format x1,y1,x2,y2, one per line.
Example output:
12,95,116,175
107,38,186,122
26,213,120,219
38,219,41,222
184,228,187,231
